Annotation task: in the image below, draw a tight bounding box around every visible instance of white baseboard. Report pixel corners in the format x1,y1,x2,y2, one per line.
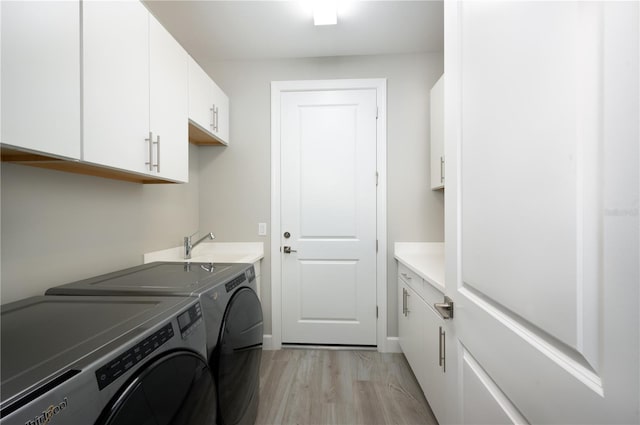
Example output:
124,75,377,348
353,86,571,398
384,337,402,353
262,334,274,350
262,334,401,353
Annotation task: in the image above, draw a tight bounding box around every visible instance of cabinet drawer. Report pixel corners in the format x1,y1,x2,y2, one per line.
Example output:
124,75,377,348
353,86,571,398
398,262,444,311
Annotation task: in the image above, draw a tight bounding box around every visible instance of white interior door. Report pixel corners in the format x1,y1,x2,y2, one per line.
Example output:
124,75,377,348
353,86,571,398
280,89,378,346
444,2,639,424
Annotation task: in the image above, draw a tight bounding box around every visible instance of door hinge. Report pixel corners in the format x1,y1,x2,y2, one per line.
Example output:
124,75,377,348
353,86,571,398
376,305,379,318
376,171,379,186
376,106,379,119
376,239,378,253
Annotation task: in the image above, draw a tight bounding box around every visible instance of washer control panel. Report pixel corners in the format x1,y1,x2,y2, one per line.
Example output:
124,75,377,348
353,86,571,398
96,322,174,390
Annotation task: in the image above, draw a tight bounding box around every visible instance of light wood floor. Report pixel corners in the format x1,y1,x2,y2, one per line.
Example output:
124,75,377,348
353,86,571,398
256,349,438,425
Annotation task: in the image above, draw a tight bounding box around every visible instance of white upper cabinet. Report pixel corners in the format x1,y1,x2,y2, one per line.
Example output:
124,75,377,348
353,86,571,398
188,56,230,145
149,14,189,182
430,74,444,190
1,1,81,159
82,1,150,175
83,1,188,182
210,79,230,144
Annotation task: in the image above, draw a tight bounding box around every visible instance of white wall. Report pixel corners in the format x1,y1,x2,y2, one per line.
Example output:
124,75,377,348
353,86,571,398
198,52,444,336
0,145,200,304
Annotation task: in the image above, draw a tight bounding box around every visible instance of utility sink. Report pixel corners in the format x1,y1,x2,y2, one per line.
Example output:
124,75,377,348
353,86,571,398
144,242,264,265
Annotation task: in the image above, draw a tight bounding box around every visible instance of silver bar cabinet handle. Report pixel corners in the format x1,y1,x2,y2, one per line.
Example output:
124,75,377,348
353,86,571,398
145,131,154,171
155,134,160,172
405,290,410,315
402,288,406,316
439,326,446,372
440,156,445,184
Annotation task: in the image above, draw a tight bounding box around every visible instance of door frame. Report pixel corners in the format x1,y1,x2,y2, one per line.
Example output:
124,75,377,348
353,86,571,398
270,78,388,352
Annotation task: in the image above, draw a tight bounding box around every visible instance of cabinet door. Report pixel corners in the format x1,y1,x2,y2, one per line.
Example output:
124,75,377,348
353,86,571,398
211,80,230,144
83,0,150,174
188,56,215,134
398,279,427,390
1,1,81,159
430,74,444,190
423,304,446,422
149,15,188,182
398,279,411,355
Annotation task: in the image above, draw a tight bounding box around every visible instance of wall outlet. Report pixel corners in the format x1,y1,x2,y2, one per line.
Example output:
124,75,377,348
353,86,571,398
258,222,267,236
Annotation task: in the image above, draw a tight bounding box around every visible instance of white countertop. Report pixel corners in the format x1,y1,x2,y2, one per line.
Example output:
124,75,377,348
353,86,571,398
394,242,445,292
144,242,264,264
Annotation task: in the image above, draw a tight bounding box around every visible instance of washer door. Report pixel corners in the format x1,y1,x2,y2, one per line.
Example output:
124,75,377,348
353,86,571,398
215,287,263,425
98,351,217,425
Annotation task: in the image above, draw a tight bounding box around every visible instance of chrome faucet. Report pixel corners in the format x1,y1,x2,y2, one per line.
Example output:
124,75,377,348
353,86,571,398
184,232,215,259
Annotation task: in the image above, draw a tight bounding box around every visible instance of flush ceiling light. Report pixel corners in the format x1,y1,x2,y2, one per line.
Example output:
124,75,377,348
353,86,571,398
313,0,337,26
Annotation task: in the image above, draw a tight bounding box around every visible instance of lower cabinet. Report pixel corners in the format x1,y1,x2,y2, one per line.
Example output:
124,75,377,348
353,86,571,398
398,266,446,422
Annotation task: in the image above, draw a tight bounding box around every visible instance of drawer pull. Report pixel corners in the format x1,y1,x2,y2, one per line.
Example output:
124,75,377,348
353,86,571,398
439,326,446,372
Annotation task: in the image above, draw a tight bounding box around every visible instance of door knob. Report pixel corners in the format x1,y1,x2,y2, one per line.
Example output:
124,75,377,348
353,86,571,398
434,296,454,319
283,246,297,254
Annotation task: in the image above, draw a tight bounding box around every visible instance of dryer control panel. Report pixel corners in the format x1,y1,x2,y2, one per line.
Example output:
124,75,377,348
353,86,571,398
95,323,174,390
225,274,247,293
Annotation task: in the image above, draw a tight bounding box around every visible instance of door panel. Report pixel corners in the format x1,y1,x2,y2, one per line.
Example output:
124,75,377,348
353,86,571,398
461,349,524,425
460,0,585,352
299,105,358,237
83,0,149,173
445,1,639,423
281,89,377,345
149,14,188,182
300,260,358,320
1,1,81,159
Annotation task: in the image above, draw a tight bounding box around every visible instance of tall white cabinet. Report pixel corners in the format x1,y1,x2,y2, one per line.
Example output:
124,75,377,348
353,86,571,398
1,1,81,160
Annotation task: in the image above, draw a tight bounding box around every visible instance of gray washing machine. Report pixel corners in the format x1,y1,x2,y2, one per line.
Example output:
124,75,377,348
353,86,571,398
46,262,263,425
0,295,215,425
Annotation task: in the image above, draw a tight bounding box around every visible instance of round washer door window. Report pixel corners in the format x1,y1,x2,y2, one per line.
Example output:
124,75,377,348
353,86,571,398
98,351,217,425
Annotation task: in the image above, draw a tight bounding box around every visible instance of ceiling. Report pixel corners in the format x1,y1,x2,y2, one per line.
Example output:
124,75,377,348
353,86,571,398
144,1,444,62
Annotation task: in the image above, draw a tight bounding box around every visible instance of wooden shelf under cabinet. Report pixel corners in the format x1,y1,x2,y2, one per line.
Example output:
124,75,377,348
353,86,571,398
1,147,177,184
188,121,227,146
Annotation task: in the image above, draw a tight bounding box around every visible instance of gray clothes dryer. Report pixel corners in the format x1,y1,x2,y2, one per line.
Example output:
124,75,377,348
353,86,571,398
46,262,263,425
0,295,215,425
